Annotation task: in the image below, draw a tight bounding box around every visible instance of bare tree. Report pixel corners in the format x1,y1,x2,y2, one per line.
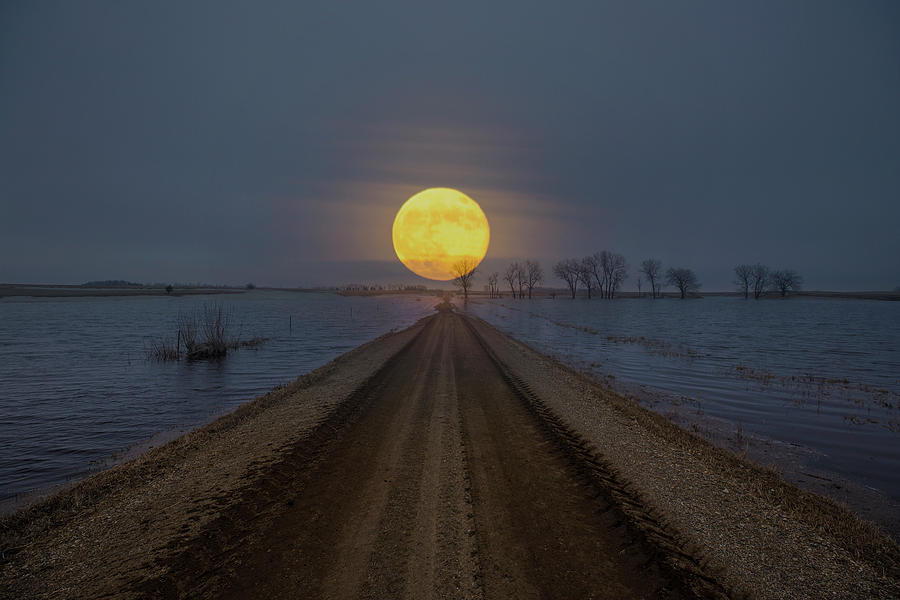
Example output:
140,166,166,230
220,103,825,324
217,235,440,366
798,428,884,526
603,251,628,299
585,252,604,298
639,258,662,299
665,267,701,299
734,264,753,299
592,250,628,299
504,262,520,299
553,259,580,299
770,269,803,297
487,271,499,298
524,259,543,299
751,263,769,299
599,251,612,298
515,262,526,300
452,257,479,301
579,256,596,299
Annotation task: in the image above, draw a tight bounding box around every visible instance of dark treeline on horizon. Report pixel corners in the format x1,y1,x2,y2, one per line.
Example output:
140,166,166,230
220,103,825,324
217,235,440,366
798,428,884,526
465,253,808,301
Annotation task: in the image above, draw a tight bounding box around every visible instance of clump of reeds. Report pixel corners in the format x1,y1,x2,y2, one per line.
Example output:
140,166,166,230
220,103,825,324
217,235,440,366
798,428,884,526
148,303,267,361
183,304,231,360
149,338,181,361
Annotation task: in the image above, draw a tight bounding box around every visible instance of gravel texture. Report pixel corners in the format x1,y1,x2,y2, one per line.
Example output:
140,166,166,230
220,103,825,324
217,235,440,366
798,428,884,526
2,308,897,600
0,318,427,598
469,315,899,599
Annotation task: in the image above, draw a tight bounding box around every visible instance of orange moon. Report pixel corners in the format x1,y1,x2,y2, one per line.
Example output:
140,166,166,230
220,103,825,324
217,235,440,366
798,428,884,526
392,188,490,281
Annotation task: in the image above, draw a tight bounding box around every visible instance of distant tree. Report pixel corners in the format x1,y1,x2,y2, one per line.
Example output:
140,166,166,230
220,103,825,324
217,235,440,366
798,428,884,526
581,252,606,298
504,262,520,299
598,251,612,298
665,267,701,299
84,280,141,288
601,250,628,299
524,260,543,299
770,269,803,297
553,259,580,299
734,264,753,299
585,253,603,299
515,262,526,299
451,257,479,301
639,259,662,299
487,272,500,298
165,284,174,295
751,263,770,299
246,282,256,290
579,256,596,299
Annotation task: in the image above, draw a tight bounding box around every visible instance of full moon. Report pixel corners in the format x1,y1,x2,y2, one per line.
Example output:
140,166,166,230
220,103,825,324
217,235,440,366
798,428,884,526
392,188,490,281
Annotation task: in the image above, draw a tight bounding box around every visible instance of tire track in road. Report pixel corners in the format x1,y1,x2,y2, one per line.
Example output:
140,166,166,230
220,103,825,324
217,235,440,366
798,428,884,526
352,314,479,600
214,310,481,600
457,314,725,599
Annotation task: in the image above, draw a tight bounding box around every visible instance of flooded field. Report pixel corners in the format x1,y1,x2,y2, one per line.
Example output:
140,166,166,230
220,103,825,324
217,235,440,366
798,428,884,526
0,291,437,503
3,290,898,520
467,296,900,501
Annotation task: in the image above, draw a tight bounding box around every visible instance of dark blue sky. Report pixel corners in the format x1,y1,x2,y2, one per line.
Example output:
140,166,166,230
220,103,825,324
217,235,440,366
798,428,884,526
2,1,898,289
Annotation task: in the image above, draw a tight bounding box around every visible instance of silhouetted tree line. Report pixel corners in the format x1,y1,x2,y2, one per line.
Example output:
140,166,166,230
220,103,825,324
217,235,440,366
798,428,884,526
733,264,803,298
82,280,141,287
451,254,804,302
487,252,702,300
341,283,427,291
496,260,543,299
552,251,629,299
452,258,544,300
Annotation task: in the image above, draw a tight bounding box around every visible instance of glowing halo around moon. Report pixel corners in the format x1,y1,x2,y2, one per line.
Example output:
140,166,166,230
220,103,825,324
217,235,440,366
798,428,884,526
392,188,490,281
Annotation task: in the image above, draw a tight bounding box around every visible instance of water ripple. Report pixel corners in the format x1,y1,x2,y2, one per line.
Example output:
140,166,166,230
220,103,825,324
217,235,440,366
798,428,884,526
0,291,436,501
467,297,900,499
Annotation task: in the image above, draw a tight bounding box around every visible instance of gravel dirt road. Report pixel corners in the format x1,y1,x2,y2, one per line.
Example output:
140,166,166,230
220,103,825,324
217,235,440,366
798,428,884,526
141,307,722,599
4,304,896,599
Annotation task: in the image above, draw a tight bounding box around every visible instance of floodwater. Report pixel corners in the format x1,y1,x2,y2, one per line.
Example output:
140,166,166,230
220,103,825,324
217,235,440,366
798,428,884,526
467,296,900,501
3,291,898,511
0,291,437,503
